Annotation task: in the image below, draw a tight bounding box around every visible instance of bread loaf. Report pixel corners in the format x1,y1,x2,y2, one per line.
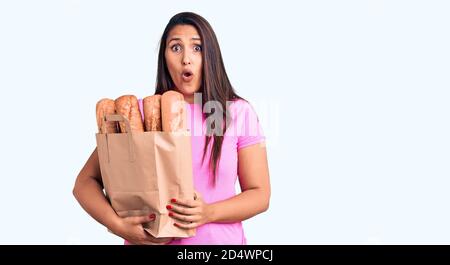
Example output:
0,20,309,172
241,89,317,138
161,91,187,132
143,95,162,131
96,98,118,134
114,95,144,133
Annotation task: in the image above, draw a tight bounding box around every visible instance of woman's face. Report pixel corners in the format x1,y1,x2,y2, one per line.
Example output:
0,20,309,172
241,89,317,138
165,25,203,103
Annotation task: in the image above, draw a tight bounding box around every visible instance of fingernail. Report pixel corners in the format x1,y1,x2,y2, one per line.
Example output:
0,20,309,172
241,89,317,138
174,223,178,226
149,214,155,218
169,212,173,217
166,205,172,210
171,198,177,203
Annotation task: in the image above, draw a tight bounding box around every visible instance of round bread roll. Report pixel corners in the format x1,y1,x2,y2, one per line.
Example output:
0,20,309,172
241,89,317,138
161,91,187,132
114,95,144,133
143,95,162,131
96,98,118,134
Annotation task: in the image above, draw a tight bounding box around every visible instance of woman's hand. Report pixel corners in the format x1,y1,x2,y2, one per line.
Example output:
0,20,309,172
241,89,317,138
167,191,212,229
112,214,173,245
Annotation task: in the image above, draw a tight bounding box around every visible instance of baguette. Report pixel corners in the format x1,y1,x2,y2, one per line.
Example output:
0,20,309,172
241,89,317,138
143,95,162,131
114,95,144,133
96,98,118,134
161,91,187,132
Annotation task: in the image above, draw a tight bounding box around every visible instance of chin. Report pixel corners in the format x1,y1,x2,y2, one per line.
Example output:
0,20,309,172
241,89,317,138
176,84,200,96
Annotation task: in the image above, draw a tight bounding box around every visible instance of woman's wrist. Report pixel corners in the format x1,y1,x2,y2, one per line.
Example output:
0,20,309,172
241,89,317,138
107,214,124,236
206,203,217,223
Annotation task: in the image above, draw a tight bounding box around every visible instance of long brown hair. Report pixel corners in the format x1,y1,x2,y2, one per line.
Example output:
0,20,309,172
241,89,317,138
155,12,242,184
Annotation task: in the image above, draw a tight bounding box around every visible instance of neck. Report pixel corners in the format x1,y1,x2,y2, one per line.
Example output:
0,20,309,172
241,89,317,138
184,94,194,104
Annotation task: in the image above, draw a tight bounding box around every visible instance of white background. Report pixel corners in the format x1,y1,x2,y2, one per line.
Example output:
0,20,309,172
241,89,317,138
0,0,449,244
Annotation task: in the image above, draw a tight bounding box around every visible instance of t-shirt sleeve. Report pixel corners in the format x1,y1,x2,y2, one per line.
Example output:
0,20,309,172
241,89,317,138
233,100,266,150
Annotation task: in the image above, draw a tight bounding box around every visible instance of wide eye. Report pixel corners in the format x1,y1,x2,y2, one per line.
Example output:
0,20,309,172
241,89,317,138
171,44,181,52
194,45,202,52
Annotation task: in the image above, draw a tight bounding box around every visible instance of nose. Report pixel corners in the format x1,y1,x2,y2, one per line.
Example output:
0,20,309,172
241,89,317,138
182,52,191,65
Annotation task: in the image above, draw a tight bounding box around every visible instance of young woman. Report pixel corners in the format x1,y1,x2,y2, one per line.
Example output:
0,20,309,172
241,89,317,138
73,12,270,245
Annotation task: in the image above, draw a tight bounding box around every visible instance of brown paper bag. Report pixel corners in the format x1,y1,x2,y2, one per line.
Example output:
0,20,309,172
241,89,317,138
95,114,196,238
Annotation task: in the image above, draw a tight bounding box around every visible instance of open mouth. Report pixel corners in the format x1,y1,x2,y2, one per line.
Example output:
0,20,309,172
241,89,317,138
181,70,194,82
182,70,193,78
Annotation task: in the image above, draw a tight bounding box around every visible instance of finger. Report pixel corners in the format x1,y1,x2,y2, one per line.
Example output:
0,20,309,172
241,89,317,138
141,240,168,245
144,238,172,245
167,204,197,215
174,221,197,230
130,213,156,224
143,233,173,244
153,238,173,244
169,211,200,223
170,197,199,208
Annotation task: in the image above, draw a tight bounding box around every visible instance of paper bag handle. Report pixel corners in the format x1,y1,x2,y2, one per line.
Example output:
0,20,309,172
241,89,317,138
102,114,135,162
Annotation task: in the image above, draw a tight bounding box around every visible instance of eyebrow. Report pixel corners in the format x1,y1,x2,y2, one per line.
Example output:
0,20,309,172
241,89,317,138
168,37,202,43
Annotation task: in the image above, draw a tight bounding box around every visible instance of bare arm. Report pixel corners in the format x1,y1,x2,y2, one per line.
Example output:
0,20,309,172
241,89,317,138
72,147,122,232
208,143,271,223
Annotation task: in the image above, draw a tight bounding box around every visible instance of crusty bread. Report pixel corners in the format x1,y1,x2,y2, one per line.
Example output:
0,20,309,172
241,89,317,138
143,95,162,131
161,91,187,132
114,95,144,133
96,98,118,134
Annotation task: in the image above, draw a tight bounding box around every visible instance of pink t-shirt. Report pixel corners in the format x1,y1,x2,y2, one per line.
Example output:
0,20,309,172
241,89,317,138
132,98,265,245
